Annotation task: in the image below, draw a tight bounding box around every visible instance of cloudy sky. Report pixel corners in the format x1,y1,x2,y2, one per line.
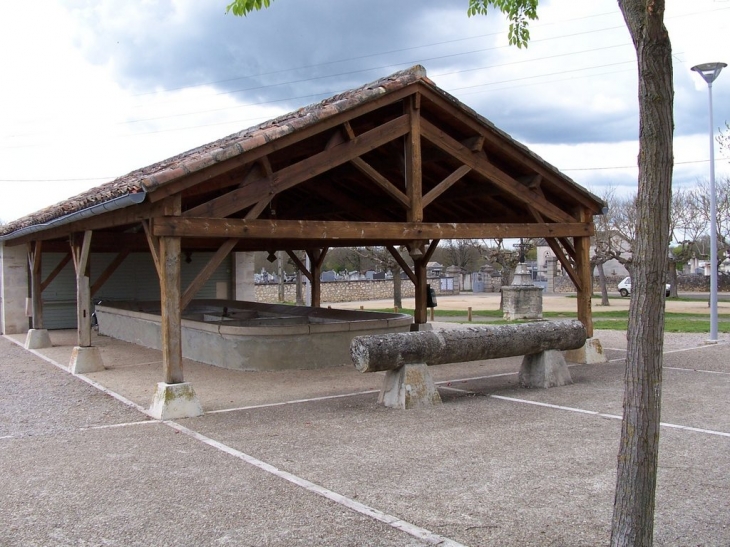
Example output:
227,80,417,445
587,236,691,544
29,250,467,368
1,0,729,223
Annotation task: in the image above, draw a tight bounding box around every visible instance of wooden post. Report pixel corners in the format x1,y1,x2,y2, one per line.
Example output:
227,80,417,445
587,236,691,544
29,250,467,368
414,257,427,325
28,241,43,329
575,211,594,338
160,235,183,384
405,94,423,223
71,231,93,347
309,250,322,308
468,306,472,322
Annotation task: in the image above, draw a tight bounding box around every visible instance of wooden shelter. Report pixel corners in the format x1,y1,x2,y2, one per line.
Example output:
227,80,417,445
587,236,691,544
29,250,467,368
0,66,604,414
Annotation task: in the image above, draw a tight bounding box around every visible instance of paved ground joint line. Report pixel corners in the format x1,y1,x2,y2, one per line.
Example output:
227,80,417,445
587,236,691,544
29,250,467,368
3,335,468,547
166,421,468,547
491,395,730,438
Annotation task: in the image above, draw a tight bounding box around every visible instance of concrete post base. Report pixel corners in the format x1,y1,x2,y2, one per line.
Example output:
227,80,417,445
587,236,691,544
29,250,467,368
563,337,606,364
379,364,442,409
410,322,433,332
69,346,105,374
149,382,203,420
25,329,52,349
519,350,573,389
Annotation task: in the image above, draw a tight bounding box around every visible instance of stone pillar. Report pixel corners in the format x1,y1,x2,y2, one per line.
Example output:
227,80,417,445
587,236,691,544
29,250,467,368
501,263,543,321
546,256,557,294
1,242,29,335
234,252,256,302
445,265,462,293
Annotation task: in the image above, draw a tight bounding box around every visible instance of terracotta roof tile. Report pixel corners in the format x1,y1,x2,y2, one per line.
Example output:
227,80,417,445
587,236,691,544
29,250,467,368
1,66,427,238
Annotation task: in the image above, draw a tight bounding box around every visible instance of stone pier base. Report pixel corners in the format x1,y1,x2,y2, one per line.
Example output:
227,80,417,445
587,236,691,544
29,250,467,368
379,364,442,409
69,346,105,374
25,329,51,349
519,350,573,388
149,382,203,420
563,338,607,364
410,322,433,332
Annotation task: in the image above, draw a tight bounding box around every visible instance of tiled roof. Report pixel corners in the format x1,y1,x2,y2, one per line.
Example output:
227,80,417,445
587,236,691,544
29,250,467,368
1,66,430,237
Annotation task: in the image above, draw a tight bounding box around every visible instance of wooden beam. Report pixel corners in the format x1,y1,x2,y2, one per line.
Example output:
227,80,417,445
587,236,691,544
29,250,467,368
181,238,238,310
142,220,161,279
545,237,580,290
575,210,594,337
146,85,418,205
386,245,416,284
41,252,72,292
414,257,428,324
184,115,410,219
307,248,326,307
153,217,593,241
160,235,183,383
286,250,312,282
420,118,577,224
28,241,43,329
405,94,423,222
91,249,131,297
350,157,410,207
422,165,472,209
70,231,93,347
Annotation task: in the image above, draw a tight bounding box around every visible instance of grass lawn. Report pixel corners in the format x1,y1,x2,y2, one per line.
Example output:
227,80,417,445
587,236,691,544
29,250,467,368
371,308,730,333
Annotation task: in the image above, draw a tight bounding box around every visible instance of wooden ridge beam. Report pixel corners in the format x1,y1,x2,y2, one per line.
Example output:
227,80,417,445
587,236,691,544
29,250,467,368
153,217,593,241
420,118,576,224
184,115,410,219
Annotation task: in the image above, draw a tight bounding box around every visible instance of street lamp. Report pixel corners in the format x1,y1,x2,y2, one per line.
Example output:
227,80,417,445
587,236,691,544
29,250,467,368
691,62,726,343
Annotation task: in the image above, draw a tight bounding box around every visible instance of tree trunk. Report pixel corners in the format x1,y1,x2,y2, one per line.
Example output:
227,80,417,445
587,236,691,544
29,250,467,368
597,262,610,306
668,260,678,297
393,264,403,309
611,2,673,546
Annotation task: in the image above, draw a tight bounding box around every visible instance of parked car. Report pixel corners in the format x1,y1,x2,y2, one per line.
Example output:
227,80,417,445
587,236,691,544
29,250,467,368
617,277,671,297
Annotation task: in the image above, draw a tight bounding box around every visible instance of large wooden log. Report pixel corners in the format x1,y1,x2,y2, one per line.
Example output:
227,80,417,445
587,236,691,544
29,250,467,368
351,320,586,373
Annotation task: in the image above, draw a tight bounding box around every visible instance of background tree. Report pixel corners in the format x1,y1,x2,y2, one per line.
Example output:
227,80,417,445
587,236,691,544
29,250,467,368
228,1,676,544
439,239,483,272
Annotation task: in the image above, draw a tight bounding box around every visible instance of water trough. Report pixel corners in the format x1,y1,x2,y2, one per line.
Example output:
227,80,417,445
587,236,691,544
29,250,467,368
95,299,413,371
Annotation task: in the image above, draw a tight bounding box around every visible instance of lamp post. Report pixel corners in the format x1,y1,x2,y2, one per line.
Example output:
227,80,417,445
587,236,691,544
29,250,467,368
691,62,726,342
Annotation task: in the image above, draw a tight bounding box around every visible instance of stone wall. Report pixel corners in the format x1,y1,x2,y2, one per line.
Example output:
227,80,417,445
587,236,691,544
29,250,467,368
256,278,456,304
553,274,730,293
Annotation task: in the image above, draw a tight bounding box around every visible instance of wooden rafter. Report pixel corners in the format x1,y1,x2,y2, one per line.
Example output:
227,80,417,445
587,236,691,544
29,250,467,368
183,115,410,219
422,165,472,209
420,118,576,224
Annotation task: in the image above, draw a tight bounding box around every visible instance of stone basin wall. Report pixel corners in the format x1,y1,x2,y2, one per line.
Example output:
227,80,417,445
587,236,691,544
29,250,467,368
95,299,413,371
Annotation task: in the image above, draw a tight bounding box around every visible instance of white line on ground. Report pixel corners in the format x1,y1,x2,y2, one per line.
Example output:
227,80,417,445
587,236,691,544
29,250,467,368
166,421,468,547
4,335,468,547
664,366,730,376
206,390,380,414
491,395,730,438
80,420,159,431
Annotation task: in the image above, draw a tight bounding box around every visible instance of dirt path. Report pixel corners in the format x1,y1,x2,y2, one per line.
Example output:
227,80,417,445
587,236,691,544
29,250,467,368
329,292,729,315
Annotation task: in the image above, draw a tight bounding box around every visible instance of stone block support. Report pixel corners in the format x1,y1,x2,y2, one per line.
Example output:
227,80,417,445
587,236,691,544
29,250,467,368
1,242,29,335
25,329,51,349
379,364,442,409
563,337,607,364
519,350,573,388
69,346,105,374
149,382,203,419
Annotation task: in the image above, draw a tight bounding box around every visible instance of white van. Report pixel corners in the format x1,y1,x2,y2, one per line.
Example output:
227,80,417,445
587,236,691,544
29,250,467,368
617,277,671,297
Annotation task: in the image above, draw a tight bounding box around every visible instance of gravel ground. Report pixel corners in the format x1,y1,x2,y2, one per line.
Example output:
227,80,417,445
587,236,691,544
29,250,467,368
1,309,728,546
